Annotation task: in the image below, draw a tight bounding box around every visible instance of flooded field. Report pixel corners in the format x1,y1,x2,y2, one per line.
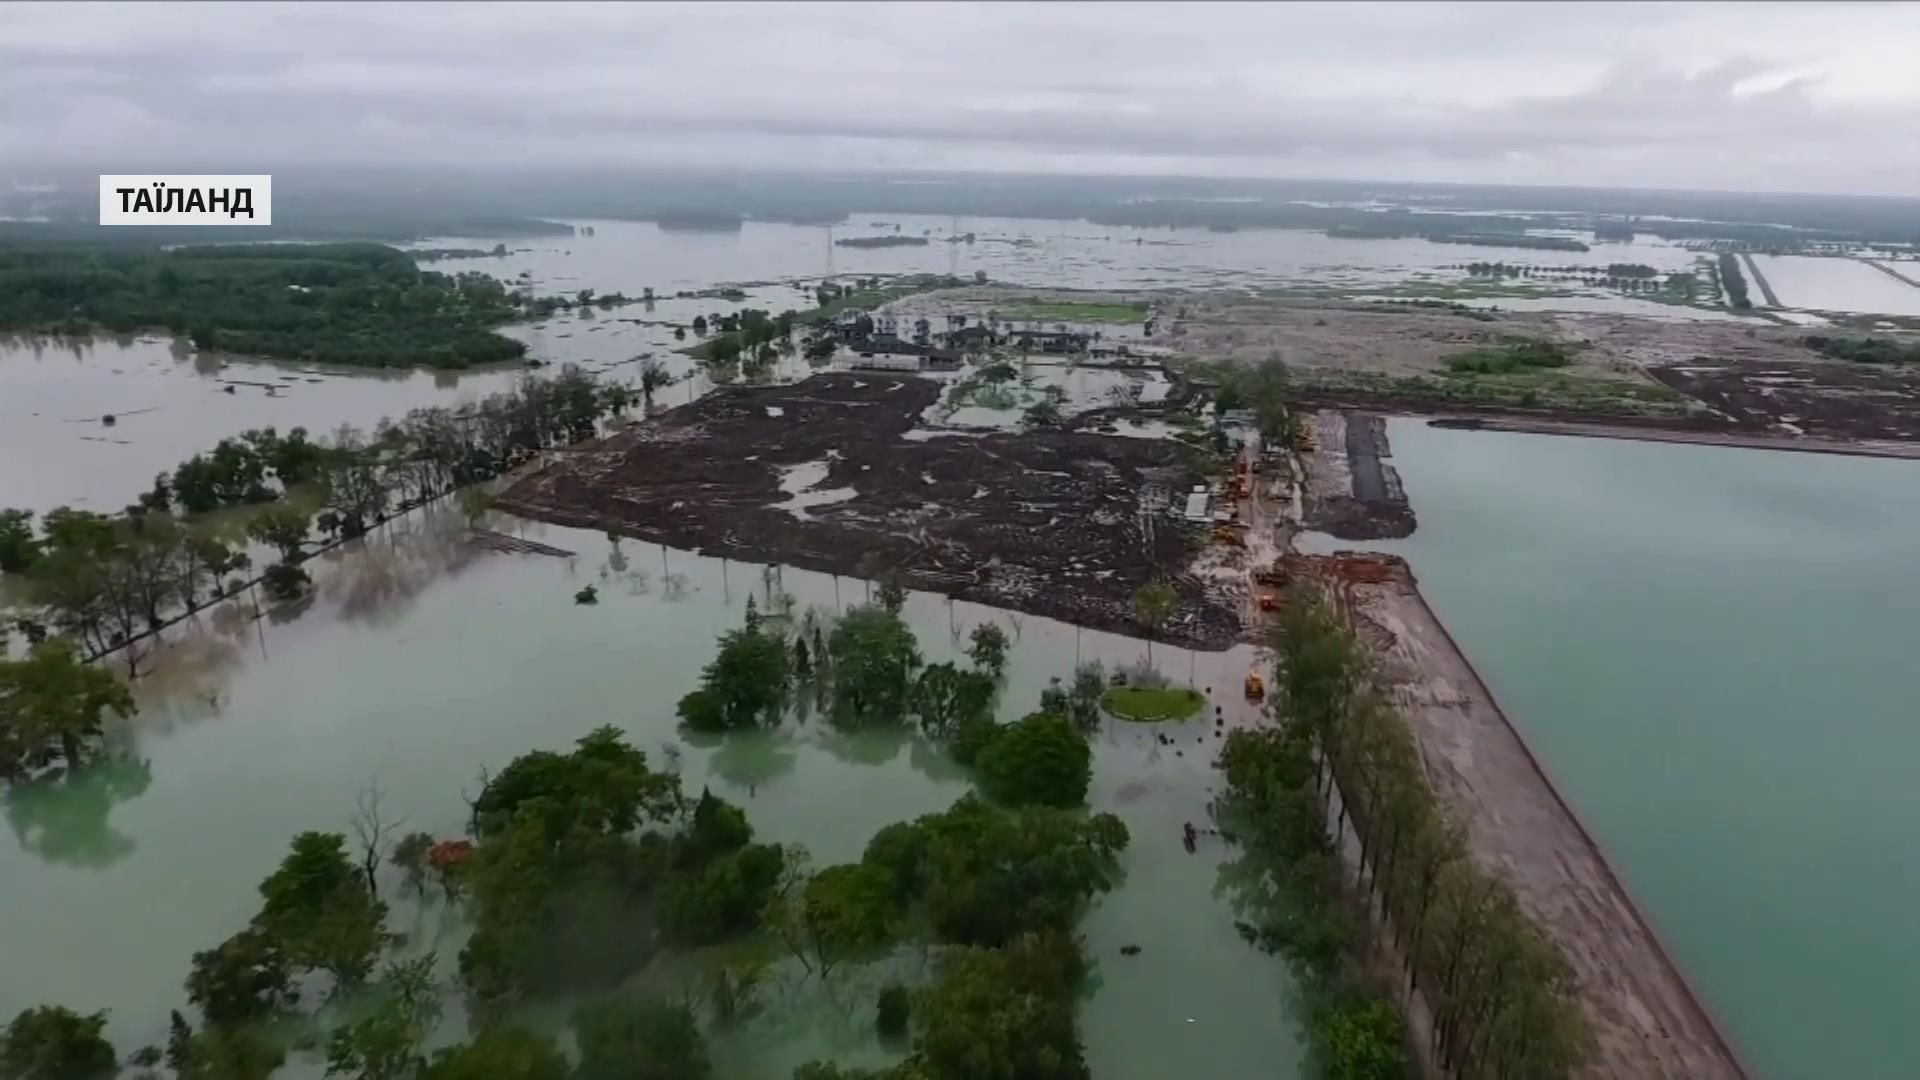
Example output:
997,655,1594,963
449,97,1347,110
8,208,1917,1080
1373,420,1920,1080
1749,254,1920,318
413,214,1703,296
0,508,1297,1079
0,334,530,516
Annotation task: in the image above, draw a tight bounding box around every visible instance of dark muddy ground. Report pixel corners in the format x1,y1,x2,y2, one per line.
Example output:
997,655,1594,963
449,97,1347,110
1648,359,1920,441
499,373,1243,647
1302,412,1416,541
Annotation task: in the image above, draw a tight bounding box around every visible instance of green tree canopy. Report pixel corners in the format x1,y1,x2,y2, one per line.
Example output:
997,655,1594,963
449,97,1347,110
910,662,997,741
912,946,1089,1080
0,641,137,779
860,795,1127,949
966,623,1009,677
420,1030,571,1080
185,928,295,1028
827,605,922,728
253,831,389,989
471,725,680,840
573,997,712,1080
677,622,790,732
0,1005,116,1080
975,713,1091,809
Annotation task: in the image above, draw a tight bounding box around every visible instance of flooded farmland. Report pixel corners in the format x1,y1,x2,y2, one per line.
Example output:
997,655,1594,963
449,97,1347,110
0,510,1297,1079
6,216,1920,1079
1748,254,1920,318
411,214,1705,297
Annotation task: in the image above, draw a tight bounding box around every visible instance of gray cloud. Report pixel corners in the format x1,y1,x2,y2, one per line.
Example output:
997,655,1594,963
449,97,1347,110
4,1,1919,193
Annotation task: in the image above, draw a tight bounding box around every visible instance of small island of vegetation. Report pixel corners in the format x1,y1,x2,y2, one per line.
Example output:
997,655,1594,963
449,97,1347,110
0,244,538,369
1806,334,1920,364
1100,683,1204,722
833,236,930,249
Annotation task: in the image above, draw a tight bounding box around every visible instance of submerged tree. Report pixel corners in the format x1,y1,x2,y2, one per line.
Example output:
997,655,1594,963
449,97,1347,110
419,1029,570,1080
967,622,1009,678
827,605,922,728
253,832,390,990
676,617,790,732
0,1005,117,1080
185,929,296,1029
324,957,441,1080
910,662,997,741
913,945,1090,1080
0,641,137,779
976,713,1092,809
245,504,313,564
572,998,712,1080
1130,579,1177,667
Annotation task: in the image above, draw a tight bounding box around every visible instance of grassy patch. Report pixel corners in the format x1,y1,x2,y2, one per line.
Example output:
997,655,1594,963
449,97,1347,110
1806,334,1920,364
1003,298,1150,324
1444,339,1575,374
1355,279,1573,302
1296,366,1693,418
802,274,955,325
1101,685,1205,722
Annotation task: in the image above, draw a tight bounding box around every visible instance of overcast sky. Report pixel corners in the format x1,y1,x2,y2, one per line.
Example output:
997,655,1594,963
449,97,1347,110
6,1,1920,195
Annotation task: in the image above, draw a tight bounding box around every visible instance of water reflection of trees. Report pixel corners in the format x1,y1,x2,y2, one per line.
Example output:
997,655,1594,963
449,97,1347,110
682,728,801,791
3,755,152,869
134,630,244,734
707,950,924,1076
317,509,479,626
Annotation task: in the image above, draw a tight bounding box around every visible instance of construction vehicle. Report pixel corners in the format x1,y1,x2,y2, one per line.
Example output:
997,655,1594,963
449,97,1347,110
1256,593,1279,612
1244,671,1265,702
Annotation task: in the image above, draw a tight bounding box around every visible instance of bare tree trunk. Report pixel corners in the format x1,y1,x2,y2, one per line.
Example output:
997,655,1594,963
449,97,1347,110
351,780,403,901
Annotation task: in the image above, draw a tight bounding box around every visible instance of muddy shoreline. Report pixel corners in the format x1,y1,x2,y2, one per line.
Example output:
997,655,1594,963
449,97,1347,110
498,373,1244,648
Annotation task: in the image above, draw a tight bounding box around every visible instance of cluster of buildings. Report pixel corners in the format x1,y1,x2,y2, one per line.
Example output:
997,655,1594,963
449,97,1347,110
824,312,1094,373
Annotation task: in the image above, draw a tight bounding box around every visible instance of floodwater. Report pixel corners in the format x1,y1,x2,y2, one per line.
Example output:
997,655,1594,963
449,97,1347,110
0,507,1301,1079
411,215,1701,296
1376,420,1920,1080
0,334,528,516
1749,254,1920,318
0,281,810,518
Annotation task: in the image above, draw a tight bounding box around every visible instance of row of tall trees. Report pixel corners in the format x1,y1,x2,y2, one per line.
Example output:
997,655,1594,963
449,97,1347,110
0,366,637,676
1717,253,1753,309
1217,582,1589,1078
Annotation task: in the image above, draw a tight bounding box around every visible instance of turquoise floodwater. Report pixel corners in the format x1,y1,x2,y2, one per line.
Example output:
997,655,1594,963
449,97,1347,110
1382,420,1920,1080
0,507,1301,1079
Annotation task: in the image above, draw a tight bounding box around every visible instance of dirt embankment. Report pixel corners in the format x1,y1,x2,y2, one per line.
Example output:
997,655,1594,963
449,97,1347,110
1310,554,1750,1080
498,373,1242,647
